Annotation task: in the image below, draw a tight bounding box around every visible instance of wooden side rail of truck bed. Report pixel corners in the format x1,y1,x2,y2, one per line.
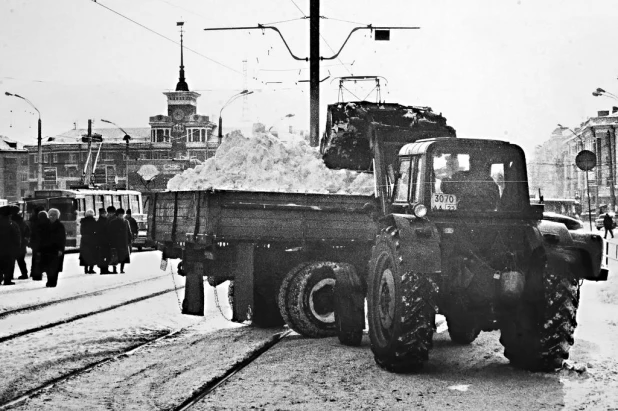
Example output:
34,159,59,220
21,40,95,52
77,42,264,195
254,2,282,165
147,189,378,247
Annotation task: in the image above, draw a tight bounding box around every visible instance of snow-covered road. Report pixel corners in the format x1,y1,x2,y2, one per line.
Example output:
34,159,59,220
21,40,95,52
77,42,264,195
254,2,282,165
2,249,618,410
0,251,239,406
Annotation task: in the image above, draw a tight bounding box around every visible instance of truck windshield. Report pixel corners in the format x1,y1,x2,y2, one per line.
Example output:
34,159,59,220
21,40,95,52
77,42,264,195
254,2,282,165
431,146,527,212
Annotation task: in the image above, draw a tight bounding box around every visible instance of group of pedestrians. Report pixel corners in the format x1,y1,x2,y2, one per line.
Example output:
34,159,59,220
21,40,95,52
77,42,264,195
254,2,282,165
0,205,66,287
79,206,136,275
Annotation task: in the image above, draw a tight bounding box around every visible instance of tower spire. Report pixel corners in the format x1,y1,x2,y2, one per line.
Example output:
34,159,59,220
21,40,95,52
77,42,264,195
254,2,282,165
176,21,189,92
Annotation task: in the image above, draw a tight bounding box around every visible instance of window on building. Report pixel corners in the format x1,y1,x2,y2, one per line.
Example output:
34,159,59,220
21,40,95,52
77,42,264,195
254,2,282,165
68,153,77,163
140,153,148,160
32,154,38,164
43,154,49,163
53,153,58,163
66,166,78,178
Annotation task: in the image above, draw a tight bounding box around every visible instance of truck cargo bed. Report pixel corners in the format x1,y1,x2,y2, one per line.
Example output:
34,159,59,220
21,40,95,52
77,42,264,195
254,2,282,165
148,189,377,245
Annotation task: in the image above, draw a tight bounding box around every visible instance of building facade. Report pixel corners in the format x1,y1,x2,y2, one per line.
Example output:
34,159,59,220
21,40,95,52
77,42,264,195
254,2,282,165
21,27,216,196
529,109,618,216
0,136,29,202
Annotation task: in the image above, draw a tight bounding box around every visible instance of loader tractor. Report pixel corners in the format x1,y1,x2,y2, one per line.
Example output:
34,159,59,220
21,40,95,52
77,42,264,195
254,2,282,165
335,136,608,373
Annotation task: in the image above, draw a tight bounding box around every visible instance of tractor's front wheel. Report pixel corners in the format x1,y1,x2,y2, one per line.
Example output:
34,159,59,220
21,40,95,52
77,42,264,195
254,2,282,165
500,260,580,371
367,227,437,373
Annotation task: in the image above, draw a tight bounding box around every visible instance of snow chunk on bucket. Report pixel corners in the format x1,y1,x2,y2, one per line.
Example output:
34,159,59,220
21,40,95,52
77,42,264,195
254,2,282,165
167,130,374,194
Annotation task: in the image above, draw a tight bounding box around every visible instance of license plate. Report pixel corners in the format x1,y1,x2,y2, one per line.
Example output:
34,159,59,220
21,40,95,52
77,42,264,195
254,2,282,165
432,194,457,210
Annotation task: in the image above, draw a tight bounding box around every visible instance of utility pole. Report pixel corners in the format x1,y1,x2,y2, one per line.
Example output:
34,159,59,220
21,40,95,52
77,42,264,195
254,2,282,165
204,15,418,148
309,0,320,147
609,126,617,211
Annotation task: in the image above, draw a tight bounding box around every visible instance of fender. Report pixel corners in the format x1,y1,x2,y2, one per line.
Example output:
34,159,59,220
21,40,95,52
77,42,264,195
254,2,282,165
380,214,442,274
532,220,607,281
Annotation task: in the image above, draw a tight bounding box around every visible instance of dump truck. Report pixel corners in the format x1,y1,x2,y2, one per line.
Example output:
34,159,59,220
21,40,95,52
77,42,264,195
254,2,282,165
149,110,607,373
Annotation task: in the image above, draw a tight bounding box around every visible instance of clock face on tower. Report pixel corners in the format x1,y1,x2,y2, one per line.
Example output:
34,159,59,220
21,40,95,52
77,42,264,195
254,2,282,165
172,108,185,121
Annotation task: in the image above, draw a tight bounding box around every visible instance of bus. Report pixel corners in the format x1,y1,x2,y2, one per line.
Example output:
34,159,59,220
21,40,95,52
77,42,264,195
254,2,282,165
21,189,153,250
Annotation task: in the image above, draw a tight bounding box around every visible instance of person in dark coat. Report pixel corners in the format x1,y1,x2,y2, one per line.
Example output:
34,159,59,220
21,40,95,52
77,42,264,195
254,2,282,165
0,206,21,285
603,212,614,239
28,205,46,280
96,208,111,274
79,209,98,274
39,208,66,288
125,209,138,243
108,208,132,274
11,211,31,279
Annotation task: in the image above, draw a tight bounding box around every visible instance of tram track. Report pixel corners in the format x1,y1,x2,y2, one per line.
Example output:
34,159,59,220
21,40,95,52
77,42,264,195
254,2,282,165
174,329,292,411
0,327,291,411
0,284,186,344
0,328,184,410
0,272,171,319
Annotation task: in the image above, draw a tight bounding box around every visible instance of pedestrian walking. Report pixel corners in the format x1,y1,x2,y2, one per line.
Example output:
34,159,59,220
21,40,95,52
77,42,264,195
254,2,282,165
39,208,66,288
96,208,111,274
28,205,46,281
0,205,21,286
603,212,614,239
125,209,138,243
79,209,98,274
11,211,31,279
108,208,132,274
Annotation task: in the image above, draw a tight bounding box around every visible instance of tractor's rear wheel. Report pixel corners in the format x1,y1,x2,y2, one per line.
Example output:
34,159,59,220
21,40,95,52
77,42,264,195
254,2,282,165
499,261,580,371
368,227,437,373
334,263,365,346
278,261,338,337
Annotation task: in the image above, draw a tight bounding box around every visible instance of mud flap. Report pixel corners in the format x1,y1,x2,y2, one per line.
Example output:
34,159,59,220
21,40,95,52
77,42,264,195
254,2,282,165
182,260,204,316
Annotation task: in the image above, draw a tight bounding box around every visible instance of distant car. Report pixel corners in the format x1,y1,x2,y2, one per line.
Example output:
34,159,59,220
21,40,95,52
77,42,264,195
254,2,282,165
542,212,584,231
595,212,617,231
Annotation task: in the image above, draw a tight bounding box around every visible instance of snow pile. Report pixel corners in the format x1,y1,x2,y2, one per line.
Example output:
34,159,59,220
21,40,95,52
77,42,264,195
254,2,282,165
167,131,374,195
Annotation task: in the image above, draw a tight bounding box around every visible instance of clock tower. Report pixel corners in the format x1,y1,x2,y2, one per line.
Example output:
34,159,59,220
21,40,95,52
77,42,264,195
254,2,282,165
149,22,215,160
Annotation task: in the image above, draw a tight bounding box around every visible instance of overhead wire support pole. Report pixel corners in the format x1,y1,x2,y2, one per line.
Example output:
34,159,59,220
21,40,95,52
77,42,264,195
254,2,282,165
204,19,420,147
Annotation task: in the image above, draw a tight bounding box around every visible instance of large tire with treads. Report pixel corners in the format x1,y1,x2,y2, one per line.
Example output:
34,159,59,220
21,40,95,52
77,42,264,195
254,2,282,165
368,227,438,373
334,263,366,346
278,262,311,332
499,260,580,371
278,261,338,338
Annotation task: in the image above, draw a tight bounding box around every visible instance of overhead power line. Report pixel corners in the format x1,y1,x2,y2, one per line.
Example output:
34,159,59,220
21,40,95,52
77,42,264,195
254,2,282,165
289,0,306,17
91,1,242,76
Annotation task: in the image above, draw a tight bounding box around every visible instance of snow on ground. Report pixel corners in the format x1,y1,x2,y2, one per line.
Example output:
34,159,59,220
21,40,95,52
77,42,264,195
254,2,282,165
0,251,240,405
167,130,374,194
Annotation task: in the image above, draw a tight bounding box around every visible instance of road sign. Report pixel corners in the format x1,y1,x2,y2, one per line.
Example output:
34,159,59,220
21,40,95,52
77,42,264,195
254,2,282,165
576,150,596,171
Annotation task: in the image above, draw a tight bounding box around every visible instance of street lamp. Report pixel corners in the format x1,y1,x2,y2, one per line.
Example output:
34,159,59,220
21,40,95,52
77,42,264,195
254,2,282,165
5,91,42,190
592,87,618,101
218,90,253,143
101,119,131,190
268,113,295,132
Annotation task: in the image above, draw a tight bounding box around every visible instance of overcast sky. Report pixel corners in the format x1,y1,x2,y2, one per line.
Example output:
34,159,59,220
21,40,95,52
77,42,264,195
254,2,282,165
1,0,618,156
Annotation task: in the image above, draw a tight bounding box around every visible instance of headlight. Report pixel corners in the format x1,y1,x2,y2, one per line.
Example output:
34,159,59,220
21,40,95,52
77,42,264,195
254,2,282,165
413,203,427,218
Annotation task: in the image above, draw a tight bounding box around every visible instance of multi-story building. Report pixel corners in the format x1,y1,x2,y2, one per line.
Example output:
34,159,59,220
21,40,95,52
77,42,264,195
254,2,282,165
22,29,216,196
0,136,29,202
530,109,618,216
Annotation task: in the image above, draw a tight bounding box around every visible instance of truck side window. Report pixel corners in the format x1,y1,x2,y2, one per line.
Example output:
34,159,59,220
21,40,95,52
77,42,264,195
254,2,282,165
394,158,411,203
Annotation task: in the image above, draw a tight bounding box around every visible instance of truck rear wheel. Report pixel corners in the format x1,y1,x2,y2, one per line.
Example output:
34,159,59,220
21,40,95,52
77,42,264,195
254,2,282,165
278,261,338,338
278,262,311,332
334,263,365,346
499,262,580,371
368,227,437,373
